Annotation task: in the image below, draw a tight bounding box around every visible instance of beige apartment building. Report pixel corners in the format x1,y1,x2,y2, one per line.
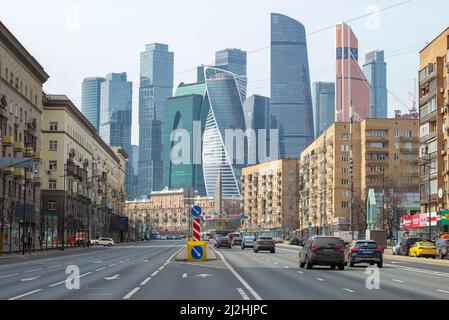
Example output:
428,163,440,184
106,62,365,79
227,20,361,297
0,21,49,253
299,119,419,237
125,188,242,238
419,28,449,235
41,94,127,246
241,159,299,236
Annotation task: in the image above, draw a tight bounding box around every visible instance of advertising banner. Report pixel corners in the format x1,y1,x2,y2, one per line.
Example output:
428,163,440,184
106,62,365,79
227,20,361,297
441,210,449,226
419,212,437,227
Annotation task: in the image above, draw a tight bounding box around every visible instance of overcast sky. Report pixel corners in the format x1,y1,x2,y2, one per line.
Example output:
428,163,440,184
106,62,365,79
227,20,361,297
2,0,448,145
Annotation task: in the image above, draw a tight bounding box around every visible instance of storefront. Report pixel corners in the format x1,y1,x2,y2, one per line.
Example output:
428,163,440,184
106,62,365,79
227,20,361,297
401,211,449,240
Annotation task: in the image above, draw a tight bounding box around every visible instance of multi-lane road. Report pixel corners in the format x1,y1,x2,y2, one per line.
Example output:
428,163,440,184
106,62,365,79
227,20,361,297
1,240,449,300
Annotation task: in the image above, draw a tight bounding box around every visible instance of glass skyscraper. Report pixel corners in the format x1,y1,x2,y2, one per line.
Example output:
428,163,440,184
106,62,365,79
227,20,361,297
81,77,105,131
312,82,335,138
138,43,174,198
202,67,247,198
270,13,314,158
215,48,247,77
363,50,388,118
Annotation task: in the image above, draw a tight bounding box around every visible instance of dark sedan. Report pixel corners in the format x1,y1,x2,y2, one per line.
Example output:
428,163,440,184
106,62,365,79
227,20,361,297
215,237,232,249
345,240,383,268
254,236,275,253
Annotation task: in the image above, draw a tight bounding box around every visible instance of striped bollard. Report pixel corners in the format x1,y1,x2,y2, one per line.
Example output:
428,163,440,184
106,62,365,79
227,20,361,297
192,218,202,242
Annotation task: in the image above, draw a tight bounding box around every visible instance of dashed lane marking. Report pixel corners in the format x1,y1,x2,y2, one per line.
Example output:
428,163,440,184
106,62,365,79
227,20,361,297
237,288,250,300
297,271,303,274
95,267,107,272
48,265,61,269
25,268,42,273
8,289,42,300
140,277,152,286
342,288,355,293
123,287,140,300
0,273,19,279
392,279,404,283
151,271,159,277
437,289,449,294
316,278,324,282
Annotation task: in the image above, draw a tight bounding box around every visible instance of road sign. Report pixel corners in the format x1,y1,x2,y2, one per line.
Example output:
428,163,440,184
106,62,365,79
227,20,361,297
187,240,207,262
191,206,202,217
191,246,204,260
241,216,249,220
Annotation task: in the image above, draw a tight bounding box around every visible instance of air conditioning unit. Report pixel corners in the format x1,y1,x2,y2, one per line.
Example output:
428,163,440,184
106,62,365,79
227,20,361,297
442,107,446,115
442,149,447,156
441,88,445,94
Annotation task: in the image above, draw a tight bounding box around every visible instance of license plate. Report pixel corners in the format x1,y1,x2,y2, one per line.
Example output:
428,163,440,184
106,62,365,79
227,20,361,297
323,249,334,252
362,250,373,254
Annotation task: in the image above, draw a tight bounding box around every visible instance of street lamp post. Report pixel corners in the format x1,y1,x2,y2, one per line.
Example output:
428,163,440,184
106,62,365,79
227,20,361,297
22,179,26,255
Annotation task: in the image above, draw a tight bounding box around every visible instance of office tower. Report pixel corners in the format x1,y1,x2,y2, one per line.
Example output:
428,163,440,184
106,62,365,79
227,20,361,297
336,23,371,123
138,43,174,197
127,145,139,200
202,67,247,198
215,48,247,77
162,86,206,195
243,95,270,164
270,13,314,158
312,82,335,138
363,50,388,118
81,77,105,131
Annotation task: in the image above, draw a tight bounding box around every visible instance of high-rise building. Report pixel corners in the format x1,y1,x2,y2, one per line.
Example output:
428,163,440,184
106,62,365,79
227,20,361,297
312,82,335,138
138,43,174,198
363,50,388,118
270,13,314,158
162,86,206,195
418,28,449,235
202,67,247,198
243,95,271,164
336,23,371,123
215,48,247,77
127,145,139,200
81,77,105,131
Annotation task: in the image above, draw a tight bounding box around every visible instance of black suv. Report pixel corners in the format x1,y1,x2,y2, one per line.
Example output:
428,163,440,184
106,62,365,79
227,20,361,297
397,237,419,256
299,236,345,270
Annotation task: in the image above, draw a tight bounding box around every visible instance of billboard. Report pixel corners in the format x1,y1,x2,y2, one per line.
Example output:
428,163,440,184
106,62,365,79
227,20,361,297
402,213,437,229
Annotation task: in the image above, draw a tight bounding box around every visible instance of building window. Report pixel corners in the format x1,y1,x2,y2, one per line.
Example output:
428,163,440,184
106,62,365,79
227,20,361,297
48,201,56,210
394,154,399,161
341,145,350,152
405,154,412,161
407,165,413,173
405,131,412,138
367,130,386,137
404,142,412,150
341,190,350,197
394,130,399,137
49,161,57,171
428,140,437,154
394,143,400,149
49,179,57,190
342,167,348,174
342,201,350,208
341,179,350,186
341,156,348,162
49,122,58,131
49,140,58,151
341,133,350,141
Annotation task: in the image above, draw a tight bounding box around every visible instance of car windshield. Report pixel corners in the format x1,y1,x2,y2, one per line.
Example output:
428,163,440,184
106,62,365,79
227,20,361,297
258,237,272,240
419,242,434,247
355,241,377,249
244,236,255,240
406,238,419,245
313,238,343,246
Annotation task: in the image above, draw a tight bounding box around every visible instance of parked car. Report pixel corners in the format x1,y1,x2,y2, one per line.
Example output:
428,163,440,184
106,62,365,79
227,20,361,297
215,237,232,249
299,236,345,270
231,236,243,246
290,237,303,246
254,236,275,253
241,236,256,249
436,239,449,259
392,242,401,255
345,240,383,268
89,239,98,246
409,241,437,258
97,237,115,247
397,237,420,256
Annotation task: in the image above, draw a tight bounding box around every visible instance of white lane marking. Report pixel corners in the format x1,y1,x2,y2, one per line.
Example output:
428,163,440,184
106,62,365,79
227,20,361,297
48,265,61,269
392,279,404,283
123,287,140,300
117,260,125,264
297,271,303,274
316,278,324,282
140,277,152,286
21,276,41,282
384,264,449,278
158,266,164,271
284,266,289,269
93,261,103,264
125,258,131,261
25,268,42,273
213,248,263,301
79,259,88,262
108,263,117,267
237,288,250,300
151,271,159,277
274,262,278,265
95,267,107,272
80,272,93,278
0,273,19,279
182,273,188,278
48,272,93,287
342,288,355,293
143,260,149,263
8,289,42,300
105,274,120,280
437,289,449,294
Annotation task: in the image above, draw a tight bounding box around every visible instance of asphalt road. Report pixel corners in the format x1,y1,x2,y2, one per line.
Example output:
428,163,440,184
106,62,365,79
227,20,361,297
1,241,449,300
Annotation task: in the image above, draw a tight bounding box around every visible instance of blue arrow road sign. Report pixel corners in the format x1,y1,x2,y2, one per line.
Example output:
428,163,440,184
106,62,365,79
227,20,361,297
191,206,202,217
191,246,204,260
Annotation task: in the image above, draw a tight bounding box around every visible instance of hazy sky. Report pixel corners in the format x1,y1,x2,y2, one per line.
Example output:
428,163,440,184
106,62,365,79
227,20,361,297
2,0,448,144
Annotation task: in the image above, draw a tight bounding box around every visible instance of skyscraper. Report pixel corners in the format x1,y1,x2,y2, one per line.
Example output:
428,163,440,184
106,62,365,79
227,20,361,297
243,94,271,164
270,13,314,158
127,145,139,200
81,77,105,131
215,48,247,77
336,23,371,122
202,67,247,198
312,82,335,138
138,43,174,198
363,50,388,118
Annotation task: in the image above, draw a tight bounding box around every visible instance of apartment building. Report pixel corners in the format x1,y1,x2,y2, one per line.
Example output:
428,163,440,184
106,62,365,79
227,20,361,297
419,28,449,235
0,21,49,253
241,159,299,236
299,119,419,237
41,94,127,246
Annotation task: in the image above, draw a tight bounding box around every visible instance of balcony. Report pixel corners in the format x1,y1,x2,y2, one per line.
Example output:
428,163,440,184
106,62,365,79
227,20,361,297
14,141,24,151
3,167,15,175
420,131,436,144
400,148,418,155
2,135,14,146
14,168,25,177
25,171,33,181
33,151,41,160
32,177,42,186
24,147,34,157
419,63,436,85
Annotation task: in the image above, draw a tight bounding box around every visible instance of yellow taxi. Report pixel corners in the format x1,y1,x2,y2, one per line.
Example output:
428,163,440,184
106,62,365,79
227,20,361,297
409,241,437,258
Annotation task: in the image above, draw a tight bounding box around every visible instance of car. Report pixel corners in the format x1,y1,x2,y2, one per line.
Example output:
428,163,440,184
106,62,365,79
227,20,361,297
89,239,98,246
299,236,345,270
397,237,420,256
409,241,437,258
241,236,256,249
273,237,284,244
254,236,275,253
345,240,383,268
215,237,232,249
97,237,114,247
392,242,401,255
290,237,304,246
436,239,449,259
160,235,168,240
231,236,243,246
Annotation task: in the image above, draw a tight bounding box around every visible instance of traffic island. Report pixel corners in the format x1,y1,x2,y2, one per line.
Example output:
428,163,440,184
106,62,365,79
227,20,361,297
175,245,217,262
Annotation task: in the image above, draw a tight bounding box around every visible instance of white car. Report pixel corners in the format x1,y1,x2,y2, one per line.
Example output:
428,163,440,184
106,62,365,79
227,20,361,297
89,239,98,246
97,238,115,247
392,243,401,255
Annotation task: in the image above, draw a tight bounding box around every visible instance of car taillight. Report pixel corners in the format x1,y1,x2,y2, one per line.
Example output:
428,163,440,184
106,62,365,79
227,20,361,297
375,248,383,253
350,248,360,253
310,246,319,251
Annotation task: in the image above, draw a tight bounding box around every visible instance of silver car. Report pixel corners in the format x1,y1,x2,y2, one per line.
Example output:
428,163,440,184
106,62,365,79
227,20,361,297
241,236,256,249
